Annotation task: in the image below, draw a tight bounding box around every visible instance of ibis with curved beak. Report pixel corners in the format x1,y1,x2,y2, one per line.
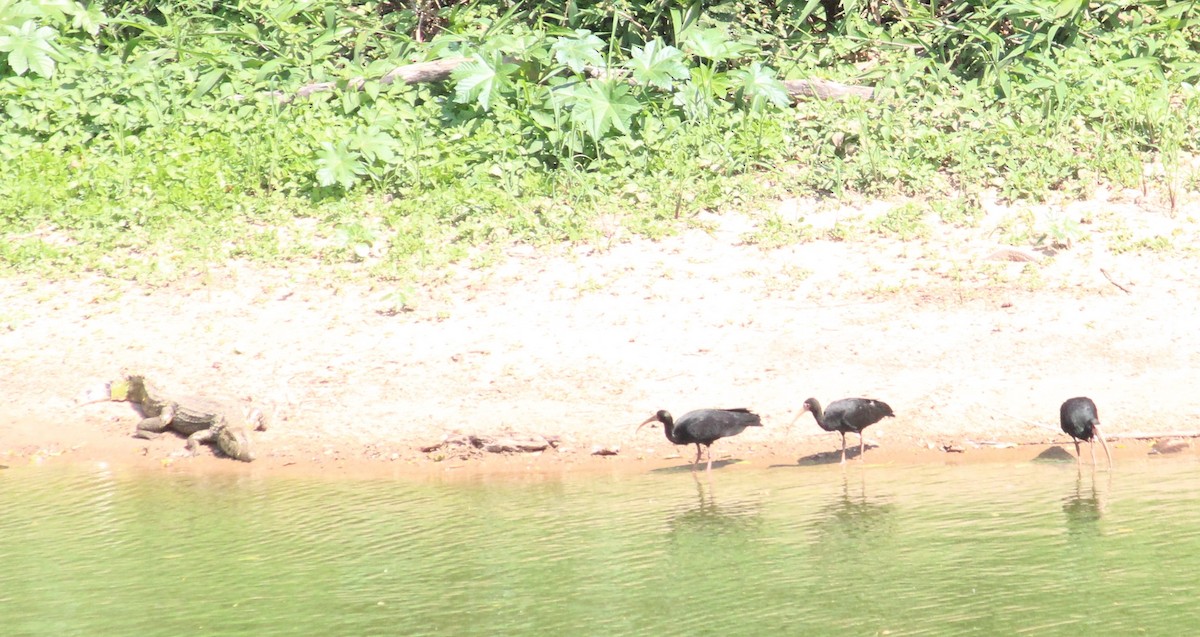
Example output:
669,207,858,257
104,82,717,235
638,408,762,472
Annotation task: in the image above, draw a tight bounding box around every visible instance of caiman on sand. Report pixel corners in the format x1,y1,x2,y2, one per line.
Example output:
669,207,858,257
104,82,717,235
110,375,261,462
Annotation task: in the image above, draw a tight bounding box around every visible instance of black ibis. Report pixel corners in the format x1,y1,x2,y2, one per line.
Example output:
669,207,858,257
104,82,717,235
637,408,762,472
794,397,894,463
1060,397,1112,467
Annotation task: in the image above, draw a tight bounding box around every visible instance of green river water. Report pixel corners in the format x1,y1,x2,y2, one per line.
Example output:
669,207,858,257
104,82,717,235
3,457,1199,636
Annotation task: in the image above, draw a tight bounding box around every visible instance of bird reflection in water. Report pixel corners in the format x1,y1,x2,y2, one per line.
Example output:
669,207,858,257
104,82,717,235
1062,469,1108,539
667,474,763,541
812,472,896,540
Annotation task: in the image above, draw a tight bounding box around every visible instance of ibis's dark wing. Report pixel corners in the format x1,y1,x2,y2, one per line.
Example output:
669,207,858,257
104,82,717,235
675,408,762,445
826,398,894,433
1060,397,1098,439
716,407,756,415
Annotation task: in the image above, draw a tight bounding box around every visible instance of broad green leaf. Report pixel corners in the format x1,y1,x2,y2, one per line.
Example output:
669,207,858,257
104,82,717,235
495,33,545,58
551,29,604,74
673,64,730,120
1024,78,1055,91
255,57,285,83
315,140,366,190
1051,0,1085,20
0,20,58,77
334,223,375,260
1113,57,1159,69
529,108,558,129
792,0,826,26
1112,56,1163,79
1159,2,1194,18
566,79,641,141
687,64,729,96
311,42,339,59
342,87,361,114
364,79,380,100
311,26,353,49
351,126,397,164
625,39,688,91
670,0,703,41
36,0,73,14
728,62,790,112
190,68,225,102
682,27,751,62
67,1,107,36
673,82,714,120
0,0,43,26
451,52,518,111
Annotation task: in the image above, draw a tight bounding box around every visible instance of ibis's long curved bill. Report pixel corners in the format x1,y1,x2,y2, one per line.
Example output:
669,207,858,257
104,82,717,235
788,405,813,430
1095,425,1113,468
636,416,657,433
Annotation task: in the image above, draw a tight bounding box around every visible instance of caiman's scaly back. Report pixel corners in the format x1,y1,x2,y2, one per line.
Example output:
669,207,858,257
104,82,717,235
114,373,258,462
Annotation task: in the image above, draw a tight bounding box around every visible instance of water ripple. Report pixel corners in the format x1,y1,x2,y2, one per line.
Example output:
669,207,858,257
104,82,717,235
4,460,1200,635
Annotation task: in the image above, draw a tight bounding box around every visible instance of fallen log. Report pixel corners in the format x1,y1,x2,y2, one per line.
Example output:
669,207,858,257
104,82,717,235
295,57,471,99
289,57,874,103
782,78,874,101
380,57,471,86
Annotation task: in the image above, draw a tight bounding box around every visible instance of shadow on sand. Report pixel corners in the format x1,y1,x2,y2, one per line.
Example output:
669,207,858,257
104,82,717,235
763,443,878,468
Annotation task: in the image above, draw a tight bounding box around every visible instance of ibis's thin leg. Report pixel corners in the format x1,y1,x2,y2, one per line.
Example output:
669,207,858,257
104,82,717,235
1073,439,1082,463
1089,439,1097,466
705,445,713,473
691,444,702,472
840,432,847,464
859,433,866,461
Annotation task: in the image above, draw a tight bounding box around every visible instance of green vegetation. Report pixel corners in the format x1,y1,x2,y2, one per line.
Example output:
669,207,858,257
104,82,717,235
2,1,1199,281
870,202,928,240
743,213,816,247
932,196,984,229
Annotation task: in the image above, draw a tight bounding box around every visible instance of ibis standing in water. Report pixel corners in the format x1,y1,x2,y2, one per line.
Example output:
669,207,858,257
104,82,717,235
794,397,894,463
637,408,762,472
1060,396,1112,468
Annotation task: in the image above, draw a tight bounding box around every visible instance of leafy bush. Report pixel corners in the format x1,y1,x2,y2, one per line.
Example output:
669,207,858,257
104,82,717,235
0,0,106,77
1,0,1198,278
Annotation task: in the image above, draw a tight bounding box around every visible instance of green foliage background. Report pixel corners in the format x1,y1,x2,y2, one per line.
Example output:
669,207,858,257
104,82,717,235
1,0,1197,280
